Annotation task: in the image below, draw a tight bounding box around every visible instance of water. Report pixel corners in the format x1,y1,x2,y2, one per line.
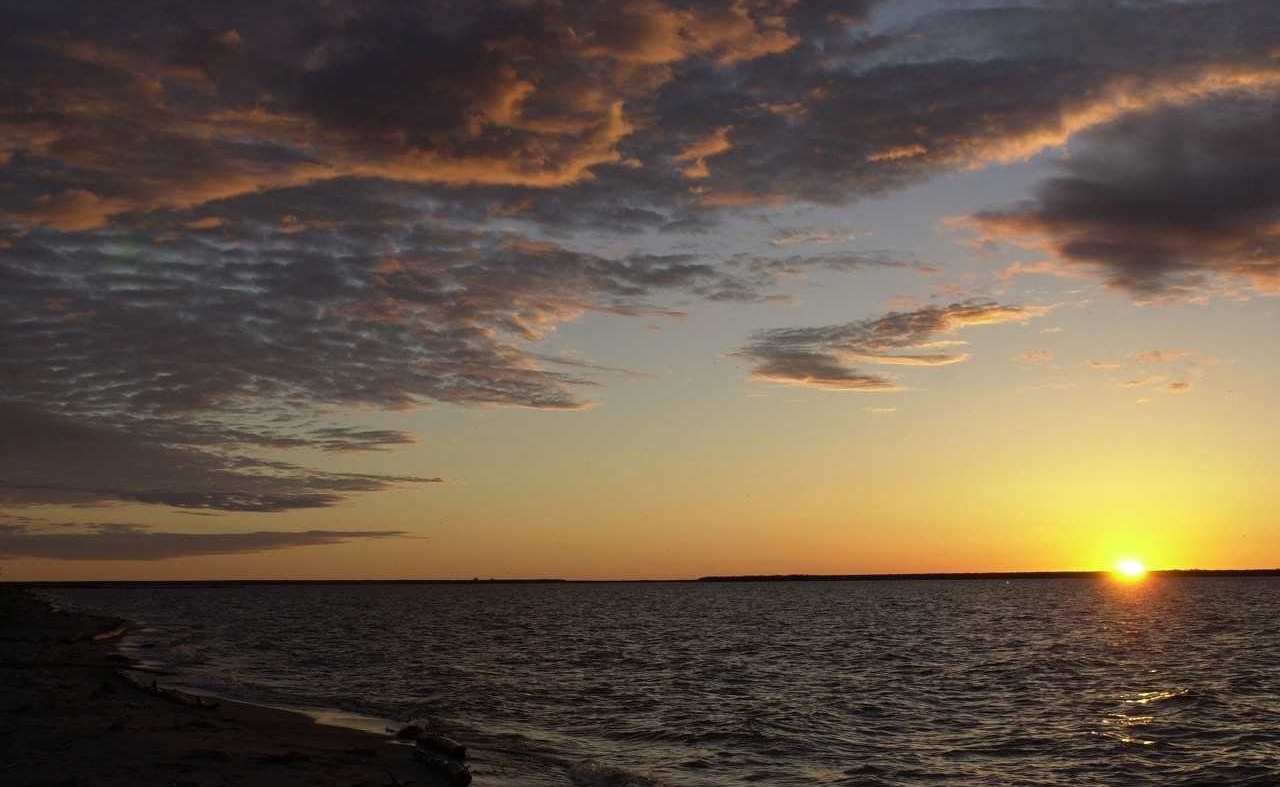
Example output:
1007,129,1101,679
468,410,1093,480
48,578,1280,786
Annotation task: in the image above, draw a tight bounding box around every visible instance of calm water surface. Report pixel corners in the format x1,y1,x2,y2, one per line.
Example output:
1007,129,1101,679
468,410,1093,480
51,579,1280,786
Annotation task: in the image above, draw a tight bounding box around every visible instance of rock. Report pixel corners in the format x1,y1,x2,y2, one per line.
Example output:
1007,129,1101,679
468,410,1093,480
416,732,466,760
414,748,472,785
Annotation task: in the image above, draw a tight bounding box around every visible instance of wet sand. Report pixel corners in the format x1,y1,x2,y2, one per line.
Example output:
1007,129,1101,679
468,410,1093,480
0,587,451,787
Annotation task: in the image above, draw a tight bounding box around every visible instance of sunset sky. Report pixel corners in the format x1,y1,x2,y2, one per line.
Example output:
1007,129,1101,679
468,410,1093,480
2,0,1278,580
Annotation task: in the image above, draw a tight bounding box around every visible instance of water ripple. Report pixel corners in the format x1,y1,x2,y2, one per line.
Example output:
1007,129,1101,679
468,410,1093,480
51,577,1280,787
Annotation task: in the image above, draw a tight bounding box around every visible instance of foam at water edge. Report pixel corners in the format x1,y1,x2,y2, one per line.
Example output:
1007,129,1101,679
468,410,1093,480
568,761,675,787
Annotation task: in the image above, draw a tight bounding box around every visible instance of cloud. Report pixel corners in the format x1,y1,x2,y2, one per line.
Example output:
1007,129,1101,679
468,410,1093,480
1,0,1275,523
969,92,1280,299
16,190,127,233
0,521,407,560
642,0,1280,210
4,0,1278,235
0,0,808,228
996,261,1085,284
1087,350,1192,370
1134,350,1191,364
0,404,439,512
770,227,869,247
2,185,906,422
692,250,922,301
736,300,1044,391
1014,350,1053,365
0,183,898,511
4,2,1277,251
1167,380,1192,393
675,126,734,180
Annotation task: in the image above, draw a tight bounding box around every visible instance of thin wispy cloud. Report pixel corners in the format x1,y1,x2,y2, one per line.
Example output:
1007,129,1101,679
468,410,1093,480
1087,350,1194,371
0,521,408,560
1014,350,1054,365
736,300,1045,391
1135,350,1193,364
0,405,440,512
771,228,870,247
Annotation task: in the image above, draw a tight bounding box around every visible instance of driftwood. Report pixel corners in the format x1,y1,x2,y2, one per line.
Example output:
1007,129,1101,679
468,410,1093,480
413,748,472,785
91,625,127,641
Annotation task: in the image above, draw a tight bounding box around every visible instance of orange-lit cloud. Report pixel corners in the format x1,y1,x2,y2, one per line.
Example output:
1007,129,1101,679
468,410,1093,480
956,63,1280,168
866,144,927,163
675,126,734,179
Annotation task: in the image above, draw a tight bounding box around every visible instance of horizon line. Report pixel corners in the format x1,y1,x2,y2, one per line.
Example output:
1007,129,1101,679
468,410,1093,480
10,568,1280,586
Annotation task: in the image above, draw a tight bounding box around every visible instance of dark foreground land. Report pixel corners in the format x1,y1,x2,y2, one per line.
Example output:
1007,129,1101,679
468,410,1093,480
0,588,449,787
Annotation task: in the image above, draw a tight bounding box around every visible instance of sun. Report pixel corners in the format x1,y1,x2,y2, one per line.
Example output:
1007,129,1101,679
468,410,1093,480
1114,558,1148,580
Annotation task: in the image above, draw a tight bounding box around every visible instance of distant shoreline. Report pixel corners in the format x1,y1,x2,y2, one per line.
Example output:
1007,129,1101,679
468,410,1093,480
696,569,1280,582
11,568,1280,587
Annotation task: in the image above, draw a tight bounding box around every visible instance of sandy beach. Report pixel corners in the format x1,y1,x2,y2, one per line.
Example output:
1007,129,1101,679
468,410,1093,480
0,587,453,787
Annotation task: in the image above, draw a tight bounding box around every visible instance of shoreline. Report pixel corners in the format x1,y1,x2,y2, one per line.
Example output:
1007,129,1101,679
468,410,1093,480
38,589,407,737
0,587,456,787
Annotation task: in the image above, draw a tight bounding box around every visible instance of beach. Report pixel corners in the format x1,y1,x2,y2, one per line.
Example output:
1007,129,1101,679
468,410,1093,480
0,587,451,787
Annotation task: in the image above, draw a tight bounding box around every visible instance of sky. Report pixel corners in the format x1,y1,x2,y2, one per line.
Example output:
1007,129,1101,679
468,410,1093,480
2,0,1278,580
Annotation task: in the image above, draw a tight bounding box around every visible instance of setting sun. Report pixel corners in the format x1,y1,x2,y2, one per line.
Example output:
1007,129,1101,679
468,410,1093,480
1114,558,1148,580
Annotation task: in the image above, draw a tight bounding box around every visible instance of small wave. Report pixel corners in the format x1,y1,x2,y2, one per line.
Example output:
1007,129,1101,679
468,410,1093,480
568,761,677,787
1124,688,1194,707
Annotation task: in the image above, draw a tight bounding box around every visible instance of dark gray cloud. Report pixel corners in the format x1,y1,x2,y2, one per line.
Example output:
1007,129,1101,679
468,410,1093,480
0,184,890,511
0,405,439,512
0,0,811,228
970,92,1280,298
637,0,1280,208
4,1,1277,230
736,300,1044,390
0,520,407,560
0,199,881,420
